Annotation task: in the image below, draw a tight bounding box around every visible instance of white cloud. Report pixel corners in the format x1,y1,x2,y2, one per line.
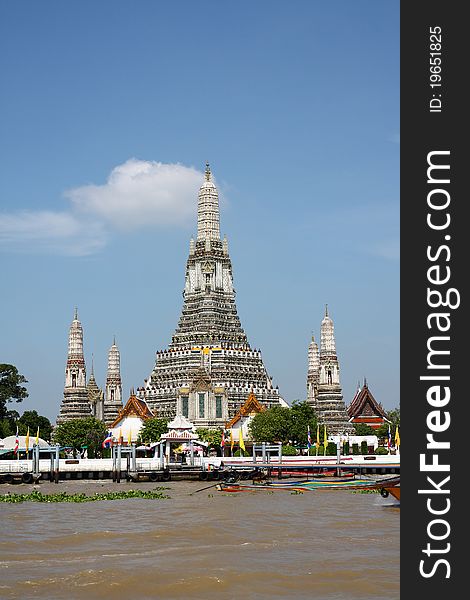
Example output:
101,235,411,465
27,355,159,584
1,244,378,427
0,211,107,256
0,160,206,255
65,159,204,230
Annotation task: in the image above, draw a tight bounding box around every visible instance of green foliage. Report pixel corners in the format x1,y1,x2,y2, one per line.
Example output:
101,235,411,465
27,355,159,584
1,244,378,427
0,489,170,503
196,428,222,448
281,444,297,456
309,446,325,456
248,405,292,443
352,443,360,455
52,417,107,457
343,442,350,455
137,418,169,444
234,448,250,457
17,411,53,441
353,423,376,436
248,401,317,445
0,418,14,438
360,441,369,455
387,407,400,426
0,364,28,419
375,446,389,455
326,442,337,456
376,407,400,442
288,401,318,446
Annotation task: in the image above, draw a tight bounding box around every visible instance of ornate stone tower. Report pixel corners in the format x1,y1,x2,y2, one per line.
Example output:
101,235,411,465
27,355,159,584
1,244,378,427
140,164,284,427
306,306,354,435
103,338,123,426
306,335,320,403
87,357,104,421
57,309,91,424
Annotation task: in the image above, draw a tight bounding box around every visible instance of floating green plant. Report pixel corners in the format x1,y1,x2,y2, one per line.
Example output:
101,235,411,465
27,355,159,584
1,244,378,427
0,488,170,503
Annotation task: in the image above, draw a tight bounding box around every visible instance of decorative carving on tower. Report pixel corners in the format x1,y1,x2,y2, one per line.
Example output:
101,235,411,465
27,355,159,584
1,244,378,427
87,357,104,421
103,338,123,426
306,306,354,435
141,164,284,427
306,335,320,402
57,309,92,424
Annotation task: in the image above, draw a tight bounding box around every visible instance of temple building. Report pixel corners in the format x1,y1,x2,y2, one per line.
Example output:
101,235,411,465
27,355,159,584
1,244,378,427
57,312,124,426
306,307,354,435
110,390,153,443
225,389,266,442
138,164,285,427
87,358,103,421
57,309,92,423
103,339,123,426
347,379,389,430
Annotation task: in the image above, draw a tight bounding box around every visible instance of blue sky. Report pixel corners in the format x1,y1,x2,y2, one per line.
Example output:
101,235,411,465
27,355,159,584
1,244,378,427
0,1,399,422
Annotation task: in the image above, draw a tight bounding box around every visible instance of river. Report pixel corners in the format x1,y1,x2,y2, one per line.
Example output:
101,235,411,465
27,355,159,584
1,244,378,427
0,480,399,599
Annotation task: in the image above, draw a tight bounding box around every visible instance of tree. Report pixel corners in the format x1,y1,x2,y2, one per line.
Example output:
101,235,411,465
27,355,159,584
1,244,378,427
52,417,107,457
196,428,222,448
138,417,169,444
288,401,318,446
376,407,400,443
248,405,292,444
353,423,376,436
18,411,53,441
0,364,28,419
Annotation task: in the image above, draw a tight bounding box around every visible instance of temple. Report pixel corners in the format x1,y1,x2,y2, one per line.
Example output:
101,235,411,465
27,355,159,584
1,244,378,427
138,164,285,427
347,379,389,430
103,338,123,426
306,306,354,435
58,312,124,426
57,309,92,423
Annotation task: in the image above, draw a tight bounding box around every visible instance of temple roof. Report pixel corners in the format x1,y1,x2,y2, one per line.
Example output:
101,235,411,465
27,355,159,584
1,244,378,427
347,381,387,419
226,390,266,428
111,393,153,428
167,414,194,430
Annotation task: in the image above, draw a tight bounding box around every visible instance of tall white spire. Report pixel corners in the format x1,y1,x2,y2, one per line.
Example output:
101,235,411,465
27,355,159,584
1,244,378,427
197,162,220,241
320,304,336,356
308,335,320,376
57,308,91,424
65,309,86,388
104,338,123,425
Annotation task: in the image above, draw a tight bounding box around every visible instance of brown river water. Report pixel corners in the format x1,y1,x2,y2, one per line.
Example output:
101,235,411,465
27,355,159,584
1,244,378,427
0,480,399,600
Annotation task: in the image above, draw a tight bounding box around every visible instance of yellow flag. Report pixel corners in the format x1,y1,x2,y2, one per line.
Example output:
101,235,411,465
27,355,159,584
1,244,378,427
35,426,39,445
25,427,30,453
119,427,123,444
316,424,320,447
323,424,328,449
128,428,133,446
230,429,234,450
239,428,246,452
395,426,400,447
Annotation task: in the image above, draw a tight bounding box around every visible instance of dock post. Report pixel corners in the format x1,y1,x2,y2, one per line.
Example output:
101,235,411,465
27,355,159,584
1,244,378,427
116,444,122,483
131,444,137,479
112,445,116,481
32,444,38,479
190,441,194,467
54,444,60,483
336,438,342,477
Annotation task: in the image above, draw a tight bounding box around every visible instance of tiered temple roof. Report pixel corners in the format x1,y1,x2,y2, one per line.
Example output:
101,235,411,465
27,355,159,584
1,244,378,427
57,309,92,424
140,164,284,427
306,306,354,435
104,339,123,426
347,380,388,430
